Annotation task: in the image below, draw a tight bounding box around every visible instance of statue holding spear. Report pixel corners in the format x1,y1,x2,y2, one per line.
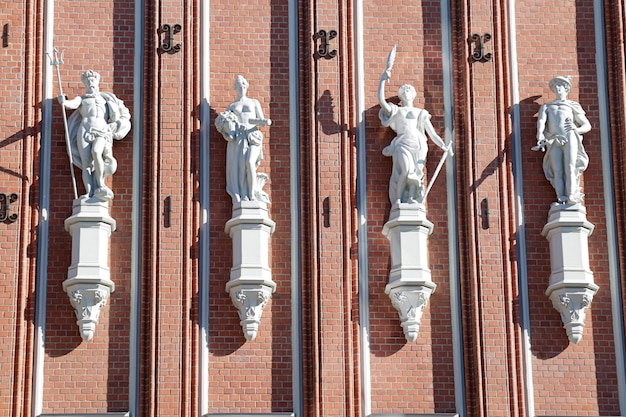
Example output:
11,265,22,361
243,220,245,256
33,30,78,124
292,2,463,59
48,48,78,200
50,51,131,202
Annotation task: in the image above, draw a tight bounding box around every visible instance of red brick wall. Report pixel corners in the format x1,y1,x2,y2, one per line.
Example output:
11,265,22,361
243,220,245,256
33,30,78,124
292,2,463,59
2,0,626,416
0,1,38,416
207,0,293,412
517,1,621,415
42,0,134,413
363,0,456,413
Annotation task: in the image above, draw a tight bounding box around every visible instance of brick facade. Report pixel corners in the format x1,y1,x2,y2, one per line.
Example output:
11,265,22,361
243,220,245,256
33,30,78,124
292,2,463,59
0,0,625,416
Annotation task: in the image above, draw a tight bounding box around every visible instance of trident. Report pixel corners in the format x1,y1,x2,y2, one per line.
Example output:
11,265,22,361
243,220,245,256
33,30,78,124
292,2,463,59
47,47,78,199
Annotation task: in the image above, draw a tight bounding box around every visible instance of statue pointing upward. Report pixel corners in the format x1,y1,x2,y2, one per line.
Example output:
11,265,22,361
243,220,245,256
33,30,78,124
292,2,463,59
377,47,451,205
59,70,131,201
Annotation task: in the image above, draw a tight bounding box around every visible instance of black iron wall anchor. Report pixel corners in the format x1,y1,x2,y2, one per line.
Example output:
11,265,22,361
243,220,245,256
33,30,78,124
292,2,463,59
163,195,172,228
2,23,9,48
314,29,337,59
470,33,492,63
479,198,490,229
159,24,182,54
0,193,18,223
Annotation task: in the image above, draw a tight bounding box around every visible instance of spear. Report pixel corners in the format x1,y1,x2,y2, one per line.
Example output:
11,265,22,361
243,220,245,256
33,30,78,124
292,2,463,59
422,143,452,202
47,47,78,200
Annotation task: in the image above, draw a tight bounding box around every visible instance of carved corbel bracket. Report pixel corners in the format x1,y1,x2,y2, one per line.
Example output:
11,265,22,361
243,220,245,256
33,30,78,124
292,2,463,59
226,281,276,341
225,201,276,341
64,282,113,341
546,284,598,344
386,282,436,342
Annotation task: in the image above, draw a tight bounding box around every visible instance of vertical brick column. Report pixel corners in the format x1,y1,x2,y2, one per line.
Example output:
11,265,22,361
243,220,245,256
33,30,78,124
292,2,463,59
517,1,623,415
206,0,293,412
301,0,359,414
141,0,198,415
41,0,135,413
455,2,523,416
362,0,457,414
0,1,39,415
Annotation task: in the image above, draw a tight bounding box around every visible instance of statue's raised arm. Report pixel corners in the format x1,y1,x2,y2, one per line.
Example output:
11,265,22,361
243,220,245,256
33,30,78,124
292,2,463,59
378,45,396,117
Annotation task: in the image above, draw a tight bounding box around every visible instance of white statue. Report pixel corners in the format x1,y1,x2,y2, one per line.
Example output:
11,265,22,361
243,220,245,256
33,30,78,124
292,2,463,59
215,75,272,204
59,70,131,201
378,48,450,205
533,76,591,204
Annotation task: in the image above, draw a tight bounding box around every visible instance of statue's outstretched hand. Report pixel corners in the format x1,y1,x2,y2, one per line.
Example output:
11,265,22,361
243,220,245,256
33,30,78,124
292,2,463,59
532,133,546,152
444,141,454,157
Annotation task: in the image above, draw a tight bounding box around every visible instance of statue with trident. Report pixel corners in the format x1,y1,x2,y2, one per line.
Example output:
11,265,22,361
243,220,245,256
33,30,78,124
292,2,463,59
378,45,453,205
52,56,131,201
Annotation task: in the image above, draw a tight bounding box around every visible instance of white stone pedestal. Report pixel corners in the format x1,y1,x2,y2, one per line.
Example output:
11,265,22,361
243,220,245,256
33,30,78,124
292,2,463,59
542,203,598,344
225,201,276,341
382,203,436,342
63,197,116,341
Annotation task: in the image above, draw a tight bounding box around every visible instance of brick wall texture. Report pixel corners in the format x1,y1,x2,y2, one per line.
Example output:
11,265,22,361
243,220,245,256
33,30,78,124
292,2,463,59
0,0,625,416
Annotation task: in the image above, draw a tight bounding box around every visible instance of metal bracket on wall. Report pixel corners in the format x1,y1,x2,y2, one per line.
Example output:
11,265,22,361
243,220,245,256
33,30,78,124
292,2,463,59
2,24,8,48
163,196,172,228
0,193,18,223
313,30,337,59
159,24,182,54
479,198,489,229
470,33,492,63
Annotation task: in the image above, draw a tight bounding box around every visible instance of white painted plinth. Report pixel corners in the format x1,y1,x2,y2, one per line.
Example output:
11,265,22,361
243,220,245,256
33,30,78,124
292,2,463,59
225,201,276,341
382,203,436,342
63,197,116,341
542,203,598,344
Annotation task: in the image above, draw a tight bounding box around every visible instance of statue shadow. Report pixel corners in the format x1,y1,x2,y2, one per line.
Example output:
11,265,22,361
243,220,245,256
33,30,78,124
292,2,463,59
315,90,355,137
511,95,572,359
203,105,248,357
0,110,84,356
0,126,38,224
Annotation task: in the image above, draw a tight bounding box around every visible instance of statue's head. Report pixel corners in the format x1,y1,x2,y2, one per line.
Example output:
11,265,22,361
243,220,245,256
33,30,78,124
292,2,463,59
233,75,249,95
549,76,572,94
81,70,101,93
398,84,416,103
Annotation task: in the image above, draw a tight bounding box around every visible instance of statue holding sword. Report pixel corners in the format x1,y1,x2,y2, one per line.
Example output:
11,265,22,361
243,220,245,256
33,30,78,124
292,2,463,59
378,45,453,205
